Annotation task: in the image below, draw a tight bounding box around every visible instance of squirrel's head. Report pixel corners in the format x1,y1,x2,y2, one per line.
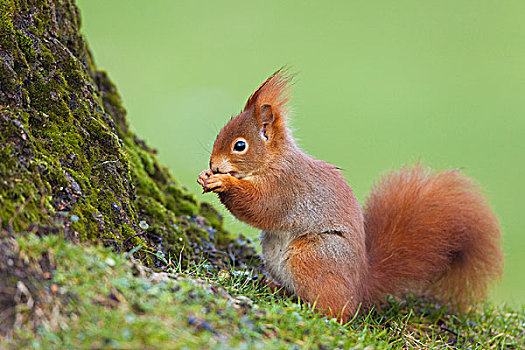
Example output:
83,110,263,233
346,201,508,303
209,69,293,179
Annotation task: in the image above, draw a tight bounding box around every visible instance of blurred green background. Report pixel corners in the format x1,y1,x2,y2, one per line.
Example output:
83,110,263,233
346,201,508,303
77,1,524,305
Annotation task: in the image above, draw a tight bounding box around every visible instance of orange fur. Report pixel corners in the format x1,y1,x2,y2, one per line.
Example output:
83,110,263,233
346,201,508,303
287,234,366,322
244,68,292,114
198,69,504,322
364,165,503,309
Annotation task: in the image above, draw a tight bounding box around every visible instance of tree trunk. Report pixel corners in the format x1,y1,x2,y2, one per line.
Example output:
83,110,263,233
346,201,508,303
0,0,256,266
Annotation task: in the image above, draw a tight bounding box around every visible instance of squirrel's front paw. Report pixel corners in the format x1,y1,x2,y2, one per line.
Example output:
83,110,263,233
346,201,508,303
202,173,234,193
197,169,213,189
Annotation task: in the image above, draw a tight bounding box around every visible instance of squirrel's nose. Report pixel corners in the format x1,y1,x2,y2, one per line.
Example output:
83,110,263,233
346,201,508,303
210,157,231,174
209,160,219,174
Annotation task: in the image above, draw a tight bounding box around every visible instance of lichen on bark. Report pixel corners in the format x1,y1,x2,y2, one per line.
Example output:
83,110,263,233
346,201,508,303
0,0,257,267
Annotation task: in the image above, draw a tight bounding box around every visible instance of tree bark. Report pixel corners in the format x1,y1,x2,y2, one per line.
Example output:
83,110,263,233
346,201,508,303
0,0,256,266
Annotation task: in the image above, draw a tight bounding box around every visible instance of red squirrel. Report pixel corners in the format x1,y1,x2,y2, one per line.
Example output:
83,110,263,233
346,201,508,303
197,69,503,322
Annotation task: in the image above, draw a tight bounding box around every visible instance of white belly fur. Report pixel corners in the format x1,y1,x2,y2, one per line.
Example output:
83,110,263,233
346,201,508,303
260,230,296,292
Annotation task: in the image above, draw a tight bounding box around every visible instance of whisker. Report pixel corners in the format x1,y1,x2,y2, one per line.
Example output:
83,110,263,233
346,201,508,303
197,139,211,156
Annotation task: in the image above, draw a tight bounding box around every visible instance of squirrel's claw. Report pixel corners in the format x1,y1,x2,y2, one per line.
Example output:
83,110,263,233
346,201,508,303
203,174,227,193
198,169,233,194
197,169,213,193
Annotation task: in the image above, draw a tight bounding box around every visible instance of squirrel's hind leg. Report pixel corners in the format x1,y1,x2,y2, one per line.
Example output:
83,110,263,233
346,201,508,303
286,233,367,323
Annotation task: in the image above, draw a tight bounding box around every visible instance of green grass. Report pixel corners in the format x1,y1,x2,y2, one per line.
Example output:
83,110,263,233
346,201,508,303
3,233,523,349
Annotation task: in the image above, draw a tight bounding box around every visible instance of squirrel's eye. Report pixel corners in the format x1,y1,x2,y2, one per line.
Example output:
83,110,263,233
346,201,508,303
233,140,247,153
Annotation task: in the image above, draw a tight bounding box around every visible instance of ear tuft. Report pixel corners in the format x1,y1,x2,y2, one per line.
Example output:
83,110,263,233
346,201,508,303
244,68,294,120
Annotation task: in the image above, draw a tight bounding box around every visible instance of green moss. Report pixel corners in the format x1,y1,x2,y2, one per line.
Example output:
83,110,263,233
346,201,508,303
199,202,223,229
0,0,258,271
0,0,15,50
165,184,198,215
40,46,55,69
128,146,166,203
136,195,172,223
15,30,35,59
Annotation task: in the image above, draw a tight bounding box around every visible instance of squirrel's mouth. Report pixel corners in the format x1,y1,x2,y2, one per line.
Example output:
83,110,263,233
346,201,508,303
228,171,243,179
212,169,243,179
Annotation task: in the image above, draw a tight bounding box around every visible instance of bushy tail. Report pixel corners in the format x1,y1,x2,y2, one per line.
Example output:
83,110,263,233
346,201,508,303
363,164,503,309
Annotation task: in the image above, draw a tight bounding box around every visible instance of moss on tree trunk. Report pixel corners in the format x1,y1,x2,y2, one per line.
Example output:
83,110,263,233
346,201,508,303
0,0,256,267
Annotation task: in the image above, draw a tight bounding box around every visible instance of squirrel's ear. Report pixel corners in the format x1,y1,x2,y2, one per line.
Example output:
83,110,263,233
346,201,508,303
260,104,274,141
244,68,292,125
260,104,274,125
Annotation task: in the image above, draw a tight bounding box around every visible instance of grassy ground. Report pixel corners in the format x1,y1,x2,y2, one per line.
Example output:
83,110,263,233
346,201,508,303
2,233,523,349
